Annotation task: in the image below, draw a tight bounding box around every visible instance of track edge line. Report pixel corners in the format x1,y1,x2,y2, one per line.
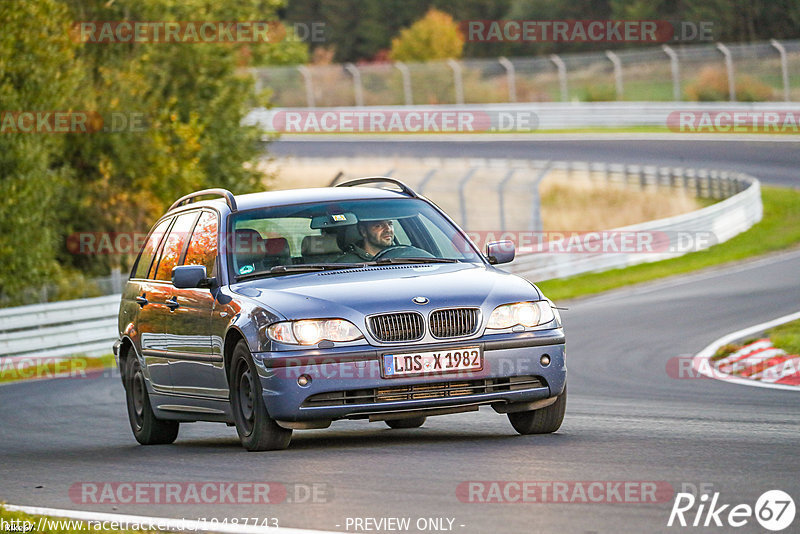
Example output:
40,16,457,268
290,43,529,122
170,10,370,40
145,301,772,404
691,310,800,392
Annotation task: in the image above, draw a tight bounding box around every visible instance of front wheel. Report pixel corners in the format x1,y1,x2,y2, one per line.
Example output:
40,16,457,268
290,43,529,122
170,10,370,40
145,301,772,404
124,353,179,445
385,416,426,429
230,341,292,451
508,386,566,435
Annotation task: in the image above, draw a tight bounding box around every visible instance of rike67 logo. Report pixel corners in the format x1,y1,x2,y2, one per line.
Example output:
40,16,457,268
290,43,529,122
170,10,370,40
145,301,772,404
668,490,795,531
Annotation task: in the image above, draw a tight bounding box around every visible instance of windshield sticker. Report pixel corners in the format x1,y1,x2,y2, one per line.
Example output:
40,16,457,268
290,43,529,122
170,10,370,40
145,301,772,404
239,264,255,275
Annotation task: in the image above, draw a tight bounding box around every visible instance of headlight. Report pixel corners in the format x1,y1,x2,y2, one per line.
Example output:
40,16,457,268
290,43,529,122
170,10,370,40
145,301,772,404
267,319,364,345
486,301,555,330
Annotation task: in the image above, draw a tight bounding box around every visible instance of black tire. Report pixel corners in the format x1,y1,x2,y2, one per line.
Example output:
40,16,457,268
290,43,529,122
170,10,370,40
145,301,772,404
385,416,426,429
230,340,292,451
508,386,566,435
124,352,179,445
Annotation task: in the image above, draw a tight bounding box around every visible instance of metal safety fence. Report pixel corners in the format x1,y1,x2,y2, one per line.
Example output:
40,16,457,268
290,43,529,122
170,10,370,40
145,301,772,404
251,40,800,107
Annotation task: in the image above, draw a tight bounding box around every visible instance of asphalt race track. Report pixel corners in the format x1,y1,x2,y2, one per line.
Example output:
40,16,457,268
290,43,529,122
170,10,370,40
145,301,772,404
270,137,800,188
1,138,799,533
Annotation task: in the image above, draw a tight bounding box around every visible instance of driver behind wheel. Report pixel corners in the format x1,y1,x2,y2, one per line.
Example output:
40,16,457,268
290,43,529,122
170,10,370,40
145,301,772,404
337,219,394,262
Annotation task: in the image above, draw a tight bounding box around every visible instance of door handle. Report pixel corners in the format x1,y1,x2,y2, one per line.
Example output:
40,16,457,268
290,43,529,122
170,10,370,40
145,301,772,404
135,295,148,307
165,297,180,311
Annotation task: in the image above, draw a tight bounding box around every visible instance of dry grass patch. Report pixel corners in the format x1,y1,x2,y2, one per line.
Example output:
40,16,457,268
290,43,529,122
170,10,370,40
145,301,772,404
540,177,701,231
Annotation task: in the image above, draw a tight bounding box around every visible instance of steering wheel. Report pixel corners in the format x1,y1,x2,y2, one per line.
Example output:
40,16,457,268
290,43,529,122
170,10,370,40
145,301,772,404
372,245,435,260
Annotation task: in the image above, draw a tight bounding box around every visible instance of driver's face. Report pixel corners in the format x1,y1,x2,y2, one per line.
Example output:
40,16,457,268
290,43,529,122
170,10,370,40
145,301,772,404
362,220,394,250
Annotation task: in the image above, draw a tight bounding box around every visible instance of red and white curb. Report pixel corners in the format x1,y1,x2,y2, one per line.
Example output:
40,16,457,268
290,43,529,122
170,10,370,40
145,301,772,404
2,503,340,534
692,311,800,391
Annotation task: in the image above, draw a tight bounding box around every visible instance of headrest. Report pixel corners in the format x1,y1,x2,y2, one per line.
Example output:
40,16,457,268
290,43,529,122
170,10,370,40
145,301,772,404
301,234,341,256
264,237,290,257
336,224,363,251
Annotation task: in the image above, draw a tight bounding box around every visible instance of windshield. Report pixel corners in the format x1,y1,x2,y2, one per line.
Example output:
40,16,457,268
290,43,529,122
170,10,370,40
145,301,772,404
228,198,482,278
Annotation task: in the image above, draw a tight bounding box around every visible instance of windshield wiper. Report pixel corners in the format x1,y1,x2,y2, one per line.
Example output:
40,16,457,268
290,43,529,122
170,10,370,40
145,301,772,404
235,263,367,281
370,257,460,265
270,263,368,273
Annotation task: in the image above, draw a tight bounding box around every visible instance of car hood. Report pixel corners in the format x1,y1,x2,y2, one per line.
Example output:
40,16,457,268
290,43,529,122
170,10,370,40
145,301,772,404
231,262,541,320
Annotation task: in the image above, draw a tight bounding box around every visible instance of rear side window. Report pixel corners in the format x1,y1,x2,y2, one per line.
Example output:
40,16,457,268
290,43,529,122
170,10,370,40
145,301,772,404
183,211,218,275
132,218,172,279
154,212,199,281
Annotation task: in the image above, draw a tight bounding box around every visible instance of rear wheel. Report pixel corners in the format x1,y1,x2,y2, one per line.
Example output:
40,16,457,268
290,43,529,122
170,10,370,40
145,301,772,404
124,352,179,445
508,386,566,435
385,416,426,429
230,340,292,451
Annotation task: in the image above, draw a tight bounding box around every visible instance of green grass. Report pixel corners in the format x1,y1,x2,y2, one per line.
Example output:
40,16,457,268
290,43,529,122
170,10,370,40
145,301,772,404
279,126,799,135
530,127,800,136
711,343,743,361
0,353,115,384
0,505,157,534
538,186,800,301
768,319,800,355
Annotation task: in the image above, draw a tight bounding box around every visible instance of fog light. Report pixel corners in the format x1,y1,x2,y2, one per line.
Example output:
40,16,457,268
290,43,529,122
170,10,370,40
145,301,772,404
297,375,311,387
540,354,551,367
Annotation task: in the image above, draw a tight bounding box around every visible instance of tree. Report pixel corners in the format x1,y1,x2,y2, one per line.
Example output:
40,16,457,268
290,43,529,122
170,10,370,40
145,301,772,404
389,8,465,62
0,0,308,304
0,0,80,303
58,0,306,277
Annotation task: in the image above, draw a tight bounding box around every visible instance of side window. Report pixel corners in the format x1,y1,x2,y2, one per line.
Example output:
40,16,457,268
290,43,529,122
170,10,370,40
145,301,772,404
132,218,172,279
183,211,218,274
391,219,411,246
154,212,199,282
418,214,469,258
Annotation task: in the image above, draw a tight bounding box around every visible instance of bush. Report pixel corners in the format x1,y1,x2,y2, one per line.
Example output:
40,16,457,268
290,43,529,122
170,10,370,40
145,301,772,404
686,66,773,102
389,9,464,62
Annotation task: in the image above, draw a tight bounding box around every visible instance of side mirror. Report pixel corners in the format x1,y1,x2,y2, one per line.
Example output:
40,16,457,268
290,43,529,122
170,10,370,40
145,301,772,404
486,240,515,265
172,265,216,289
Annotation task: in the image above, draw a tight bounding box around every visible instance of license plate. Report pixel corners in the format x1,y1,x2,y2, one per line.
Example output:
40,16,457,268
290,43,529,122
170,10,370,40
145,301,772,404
382,347,482,378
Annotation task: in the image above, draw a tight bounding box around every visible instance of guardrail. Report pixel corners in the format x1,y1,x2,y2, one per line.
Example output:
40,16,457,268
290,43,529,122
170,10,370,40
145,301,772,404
0,158,762,361
245,101,800,131
0,295,120,360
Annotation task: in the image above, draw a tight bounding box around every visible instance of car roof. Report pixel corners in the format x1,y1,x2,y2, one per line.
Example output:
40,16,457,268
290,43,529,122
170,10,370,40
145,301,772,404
171,186,411,215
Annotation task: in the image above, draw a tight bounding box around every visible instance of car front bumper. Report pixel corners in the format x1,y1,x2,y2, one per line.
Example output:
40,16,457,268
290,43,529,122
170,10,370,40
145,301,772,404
252,328,566,423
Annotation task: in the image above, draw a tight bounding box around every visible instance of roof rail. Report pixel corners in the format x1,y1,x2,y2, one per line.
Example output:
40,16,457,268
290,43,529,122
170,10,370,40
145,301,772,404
168,188,238,213
334,177,419,198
